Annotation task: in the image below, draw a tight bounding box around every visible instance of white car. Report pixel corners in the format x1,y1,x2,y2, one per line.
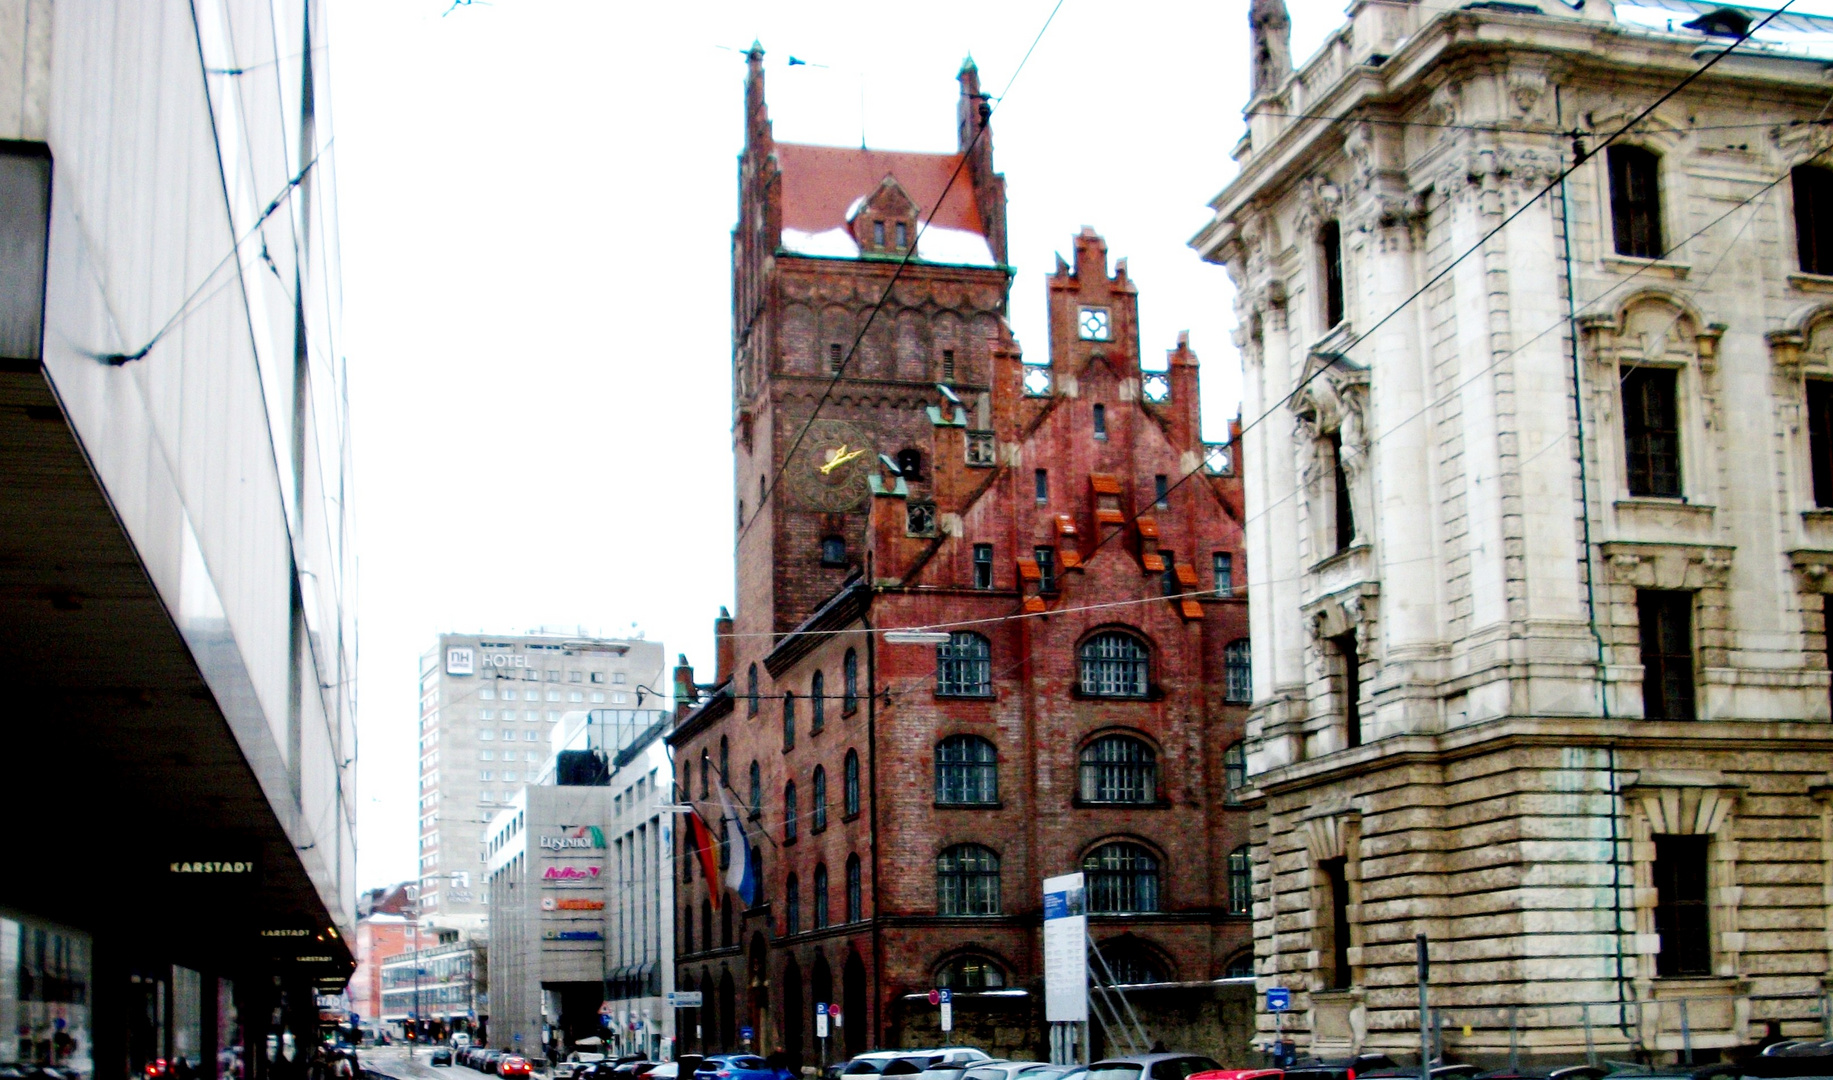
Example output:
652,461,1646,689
554,1054,606,1080
957,1064,1056,1080
844,1049,993,1080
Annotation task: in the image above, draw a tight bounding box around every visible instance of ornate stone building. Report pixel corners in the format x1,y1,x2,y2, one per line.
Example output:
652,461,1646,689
1192,0,1833,1065
668,48,1252,1062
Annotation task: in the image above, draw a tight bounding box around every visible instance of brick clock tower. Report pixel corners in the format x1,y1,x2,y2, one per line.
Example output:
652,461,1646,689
731,43,1011,636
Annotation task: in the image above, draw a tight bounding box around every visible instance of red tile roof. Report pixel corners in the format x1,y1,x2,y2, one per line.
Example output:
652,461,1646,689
776,144,986,236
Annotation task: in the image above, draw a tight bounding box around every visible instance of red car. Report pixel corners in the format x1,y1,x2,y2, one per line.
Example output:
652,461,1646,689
500,1057,533,1079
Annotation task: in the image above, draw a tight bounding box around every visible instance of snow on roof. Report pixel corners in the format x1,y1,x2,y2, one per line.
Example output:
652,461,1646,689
778,224,998,267
1615,0,1833,59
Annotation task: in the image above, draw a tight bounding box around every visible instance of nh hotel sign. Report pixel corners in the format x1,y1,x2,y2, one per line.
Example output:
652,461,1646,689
447,646,551,676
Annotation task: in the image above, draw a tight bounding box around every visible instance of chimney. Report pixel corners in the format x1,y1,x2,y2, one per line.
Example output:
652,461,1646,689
1167,331,1202,452
673,654,695,720
714,607,735,687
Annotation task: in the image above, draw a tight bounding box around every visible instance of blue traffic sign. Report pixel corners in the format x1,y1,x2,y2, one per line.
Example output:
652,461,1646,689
938,989,952,1004
1266,988,1291,1012
741,1026,754,1040
816,1003,828,1015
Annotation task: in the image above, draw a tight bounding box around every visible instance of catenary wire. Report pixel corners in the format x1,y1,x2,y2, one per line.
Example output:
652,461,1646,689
735,0,1066,552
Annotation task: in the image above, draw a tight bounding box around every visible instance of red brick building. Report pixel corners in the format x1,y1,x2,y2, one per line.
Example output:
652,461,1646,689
667,48,1252,1062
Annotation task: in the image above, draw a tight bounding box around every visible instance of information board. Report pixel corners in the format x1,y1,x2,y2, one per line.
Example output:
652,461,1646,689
1043,872,1088,1023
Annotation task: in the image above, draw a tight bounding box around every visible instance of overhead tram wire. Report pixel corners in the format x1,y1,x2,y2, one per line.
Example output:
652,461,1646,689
734,0,1067,551
1060,1,1798,569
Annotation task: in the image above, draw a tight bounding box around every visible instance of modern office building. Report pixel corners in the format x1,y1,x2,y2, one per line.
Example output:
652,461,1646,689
0,3,356,1079
485,701,676,1060
379,928,485,1043
1192,0,1833,1063
417,634,666,926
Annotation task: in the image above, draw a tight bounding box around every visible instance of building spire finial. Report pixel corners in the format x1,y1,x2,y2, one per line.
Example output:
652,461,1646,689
1250,0,1292,98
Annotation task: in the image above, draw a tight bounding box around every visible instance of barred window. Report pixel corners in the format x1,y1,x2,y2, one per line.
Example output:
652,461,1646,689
936,735,998,805
784,781,799,842
1078,734,1157,804
1227,844,1252,915
1610,145,1664,259
813,863,829,929
1084,842,1160,914
1224,639,1252,704
811,765,828,832
937,844,1001,916
811,671,826,733
936,955,1006,990
1100,941,1167,986
937,632,993,697
843,649,859,713
1079,631,1149,698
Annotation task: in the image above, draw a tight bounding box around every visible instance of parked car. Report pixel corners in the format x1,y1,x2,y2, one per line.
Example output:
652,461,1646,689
695,1056,783,1080
1188,1072,1281,1080
481,1050,508,1074
649,1066,679,1080
1361,1068,1481,1080
1085,1056,1226,1080
960,1064,1054,1080
500,1057,533,1079
431,1049,454,1067
1281,1057,1399,1080
1474,1069,1606,1080
558,1054,609,1080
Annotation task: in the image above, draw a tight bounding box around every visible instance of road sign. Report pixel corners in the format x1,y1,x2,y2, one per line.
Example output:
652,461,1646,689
927,990,940,1005
939,989,952,1004
666,992,703,1008
741,1026,754,1041
600,1002,616,1016
1266,987,1291,1012
815,1004,829,1038
940,1001,952,1033
830,1009,842,1030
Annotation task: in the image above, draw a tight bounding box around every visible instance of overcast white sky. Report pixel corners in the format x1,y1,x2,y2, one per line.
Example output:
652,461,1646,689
331,0,1348,891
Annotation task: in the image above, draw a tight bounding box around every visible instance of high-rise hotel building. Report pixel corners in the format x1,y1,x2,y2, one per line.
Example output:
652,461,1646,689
417,633,665,926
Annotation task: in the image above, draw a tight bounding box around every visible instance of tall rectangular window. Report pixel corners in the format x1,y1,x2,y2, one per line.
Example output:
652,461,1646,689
1035,468,1048,503
1622,367,1681,498
829,343,843,373
1214,552,1234,596
1796,166,1833,275
1160,551,1178,597
1035,546,1057,594
1335,632,1361,748
972,544,993,590
1321,220,1345,329
942,348,956,382
1330,431,1355,552
1810,381,1833,508
1154,474,1169,508
1322,856,1352,990
1639,589,1696,720
1093,404,1107,440
1610,146,1665,259
1653,835,1711,976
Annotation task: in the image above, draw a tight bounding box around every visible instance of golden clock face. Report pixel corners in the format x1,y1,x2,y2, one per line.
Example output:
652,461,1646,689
789,419,876,512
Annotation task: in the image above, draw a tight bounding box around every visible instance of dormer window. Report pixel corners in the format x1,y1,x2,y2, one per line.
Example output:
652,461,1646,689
896,222,909,248
873,220,886,247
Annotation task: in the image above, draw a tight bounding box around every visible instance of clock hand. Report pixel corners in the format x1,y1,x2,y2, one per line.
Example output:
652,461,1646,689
820,445,867,475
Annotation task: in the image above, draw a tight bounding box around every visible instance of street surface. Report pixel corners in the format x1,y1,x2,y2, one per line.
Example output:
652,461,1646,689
364,1046,550,1080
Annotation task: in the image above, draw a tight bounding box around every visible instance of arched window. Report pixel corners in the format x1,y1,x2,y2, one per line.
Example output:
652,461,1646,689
935,735,998,805
683,903,693,953
936,955,1006,990
1084,842,1160,913
1078,734,1157,804
813,864,829,929
747,664,759,716
845,854,863,922
811,765,829,832
1225,951,1255,979
1079,631,1149,698
811,671,826,733
720,736,729,785
701,899,712,949
844,749,860,817
722,903,732,948
937,844,1001,916
843,649,859,713
748,761,761,817
783,691,796,751
750,847,765,909
1228,844,1252,915
896,448,923,481
1224,639,1252,703
1223,740,1247,801
1099,939,1168,985
700,749,710,800
937,632,992,697
786,873,801,935
784,781,799,843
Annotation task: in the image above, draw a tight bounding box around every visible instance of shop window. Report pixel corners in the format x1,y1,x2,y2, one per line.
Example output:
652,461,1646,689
1610,145,1665,259
1639,589,1696,720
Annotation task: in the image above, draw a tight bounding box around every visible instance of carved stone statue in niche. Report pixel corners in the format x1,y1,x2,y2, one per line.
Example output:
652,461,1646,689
1292,350,1374,554
1250,0,1292,98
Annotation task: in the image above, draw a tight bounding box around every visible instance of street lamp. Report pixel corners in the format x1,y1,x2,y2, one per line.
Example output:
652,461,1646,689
881,630,951,645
